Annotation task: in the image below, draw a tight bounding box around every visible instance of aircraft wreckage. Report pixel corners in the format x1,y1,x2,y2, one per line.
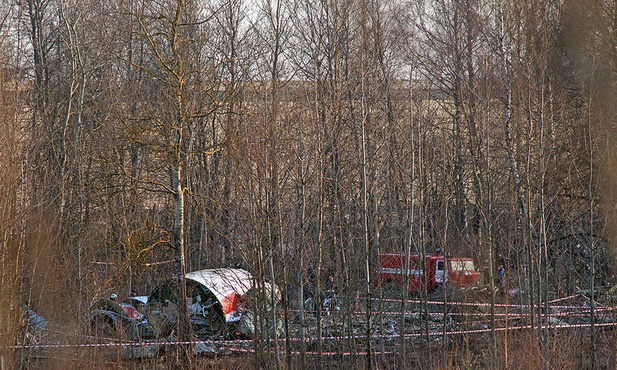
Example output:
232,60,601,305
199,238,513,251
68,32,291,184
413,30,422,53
89,268,283,341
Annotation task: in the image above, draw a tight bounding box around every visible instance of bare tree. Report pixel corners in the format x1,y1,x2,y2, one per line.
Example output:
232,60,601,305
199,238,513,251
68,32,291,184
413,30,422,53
0,7,27,365
3,0,617,368
106,0,232,365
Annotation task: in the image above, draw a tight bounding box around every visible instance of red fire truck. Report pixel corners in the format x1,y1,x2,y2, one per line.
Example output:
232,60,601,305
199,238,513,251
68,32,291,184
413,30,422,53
375,252,481,292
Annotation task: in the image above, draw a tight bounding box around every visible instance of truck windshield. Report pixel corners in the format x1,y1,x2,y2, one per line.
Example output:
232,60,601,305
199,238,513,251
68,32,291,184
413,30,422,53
450,260,475,271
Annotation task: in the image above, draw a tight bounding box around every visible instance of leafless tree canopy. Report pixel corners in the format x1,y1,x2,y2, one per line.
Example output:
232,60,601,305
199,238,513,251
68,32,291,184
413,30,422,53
2,0,617,368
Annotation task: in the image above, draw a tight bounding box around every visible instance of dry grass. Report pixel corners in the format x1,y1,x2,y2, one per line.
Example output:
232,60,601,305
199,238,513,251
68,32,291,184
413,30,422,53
10,328,616,369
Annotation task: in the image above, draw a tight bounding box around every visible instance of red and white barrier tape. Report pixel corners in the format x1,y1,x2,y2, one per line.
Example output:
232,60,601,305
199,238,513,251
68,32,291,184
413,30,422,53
293,304,616,319
10,321,617,350
375,297,605,310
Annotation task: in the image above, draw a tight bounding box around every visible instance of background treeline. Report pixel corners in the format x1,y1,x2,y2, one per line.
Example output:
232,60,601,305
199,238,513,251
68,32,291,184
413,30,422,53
1,0,617,368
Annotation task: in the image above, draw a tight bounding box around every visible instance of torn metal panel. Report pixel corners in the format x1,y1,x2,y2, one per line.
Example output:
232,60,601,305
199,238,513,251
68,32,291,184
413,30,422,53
146,268,283,339
88,298,155,340
23,307,47,332
124,296,148,306
185,269,253,322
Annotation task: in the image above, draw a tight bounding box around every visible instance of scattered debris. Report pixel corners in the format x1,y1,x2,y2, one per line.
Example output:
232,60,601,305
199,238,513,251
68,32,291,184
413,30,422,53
121,343,158,359
80,273,617,361
21,306,47,345
145,268,284,340
88,297,155,340
193,342,217,357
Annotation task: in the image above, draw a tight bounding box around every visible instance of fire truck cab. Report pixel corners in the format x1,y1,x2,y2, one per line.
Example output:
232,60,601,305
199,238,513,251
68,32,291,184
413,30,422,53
376,252,480,292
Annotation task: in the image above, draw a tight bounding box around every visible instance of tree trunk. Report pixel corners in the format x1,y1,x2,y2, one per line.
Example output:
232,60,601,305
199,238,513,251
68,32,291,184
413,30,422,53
172,161,192,367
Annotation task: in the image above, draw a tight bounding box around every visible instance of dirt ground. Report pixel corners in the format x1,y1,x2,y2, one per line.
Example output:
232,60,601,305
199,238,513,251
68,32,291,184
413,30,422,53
12,289,617,369
14,329,617,370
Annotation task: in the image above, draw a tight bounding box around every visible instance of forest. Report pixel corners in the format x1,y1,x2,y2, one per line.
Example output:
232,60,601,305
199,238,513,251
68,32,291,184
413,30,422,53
1,0,617,369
